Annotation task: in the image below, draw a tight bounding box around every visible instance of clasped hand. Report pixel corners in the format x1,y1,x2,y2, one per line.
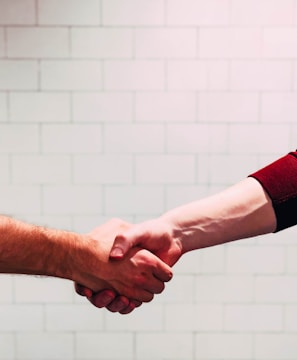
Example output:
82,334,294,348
75,218,182,314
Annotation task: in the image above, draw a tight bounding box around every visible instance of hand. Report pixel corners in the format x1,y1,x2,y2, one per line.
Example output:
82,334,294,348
74,218,173,311
110,217,183,266
75,283,142,315
78,217,182,313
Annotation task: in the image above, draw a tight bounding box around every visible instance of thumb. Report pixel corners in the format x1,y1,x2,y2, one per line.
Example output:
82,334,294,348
110,225,144,260
109,234,133,260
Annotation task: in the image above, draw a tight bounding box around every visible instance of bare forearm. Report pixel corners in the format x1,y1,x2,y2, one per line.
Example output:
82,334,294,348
0,215,86,281
162,177,277,253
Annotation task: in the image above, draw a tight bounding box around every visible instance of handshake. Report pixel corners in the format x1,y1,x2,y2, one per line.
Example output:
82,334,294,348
0,177,278,314
74,217,183,315
73,176,278,315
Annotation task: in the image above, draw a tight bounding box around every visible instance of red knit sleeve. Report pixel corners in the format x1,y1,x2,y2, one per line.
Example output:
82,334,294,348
249,152,297,232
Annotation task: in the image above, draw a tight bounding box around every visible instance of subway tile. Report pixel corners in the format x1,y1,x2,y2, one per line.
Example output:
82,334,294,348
16,332,74,360
263,28,297,58
43,185,103,215
293,62,297,90
0,60,38,90
207,154,258,185
71,28,132,59
136,333,192,359
168,60,208,90
102,0,164,26
14,277,74,303
72,92,133,123
73,155,133,184
165,304,223,331
199,92,259,123
170,251,203,275
0,185,41,214
106,304,163,331
45,304,103,331
0,275,13,303
261,93,297,123
135,92,196,122
0,334,14,359
105,185,164,215
167,0,230,25
226,246,285,274
0,124,39,153
0,305,43,331
255,334,297,359
230,60,292,91
0,0,35,25
224,304,283,331
231,0,295,26
255,276,297,303
199,246,226,274
200,28,262,59
286,246,297,273
76,333,133,359
12,155,71,184
104,124,164,153
38,0,100,25
41,60,102,91
195,333,253,359
166,124,228,154
165,185,208,210
135,28,197,59
135,155,196,184
228,124,290,154
10,92,70,123
0,28,4,57
0,93,7,122
195,275,254,303
155,275,195,304
104,60,164,90
7,27,69,58
168,60,229,90
285,305,297,331
41,124,102,154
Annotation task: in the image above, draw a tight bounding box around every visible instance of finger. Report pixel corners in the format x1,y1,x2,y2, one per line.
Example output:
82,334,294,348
131,289,154,303
106,296,130,313
139,274,165,295
75,283,93,298
89,289,117,308
119,301,138,315
153,259,173,283
132,300,142,308
110,234,134,260
110,224,148,259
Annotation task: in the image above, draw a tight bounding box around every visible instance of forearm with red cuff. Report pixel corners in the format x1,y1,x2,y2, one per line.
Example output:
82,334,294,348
249,152,297,232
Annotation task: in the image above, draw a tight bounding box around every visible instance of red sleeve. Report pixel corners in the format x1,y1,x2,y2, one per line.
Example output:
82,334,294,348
249,152,297,232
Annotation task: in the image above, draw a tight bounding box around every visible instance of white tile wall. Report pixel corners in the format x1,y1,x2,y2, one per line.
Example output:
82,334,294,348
0,0,297,359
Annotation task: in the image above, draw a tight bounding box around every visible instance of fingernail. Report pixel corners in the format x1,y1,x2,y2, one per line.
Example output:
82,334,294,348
110,248,123,258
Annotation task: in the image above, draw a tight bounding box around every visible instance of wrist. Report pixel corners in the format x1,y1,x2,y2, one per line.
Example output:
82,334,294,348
158,212,192,255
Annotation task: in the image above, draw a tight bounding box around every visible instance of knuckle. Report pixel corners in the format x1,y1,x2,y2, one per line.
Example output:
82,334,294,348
142,292,154,303
155,282,165,295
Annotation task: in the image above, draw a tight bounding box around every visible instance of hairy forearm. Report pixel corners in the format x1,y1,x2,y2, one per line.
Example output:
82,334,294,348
0,215,89,282
162,177,277,253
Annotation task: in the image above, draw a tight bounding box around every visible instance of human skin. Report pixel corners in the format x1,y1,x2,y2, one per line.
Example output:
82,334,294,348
0,216,172,309
79,177,277,312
